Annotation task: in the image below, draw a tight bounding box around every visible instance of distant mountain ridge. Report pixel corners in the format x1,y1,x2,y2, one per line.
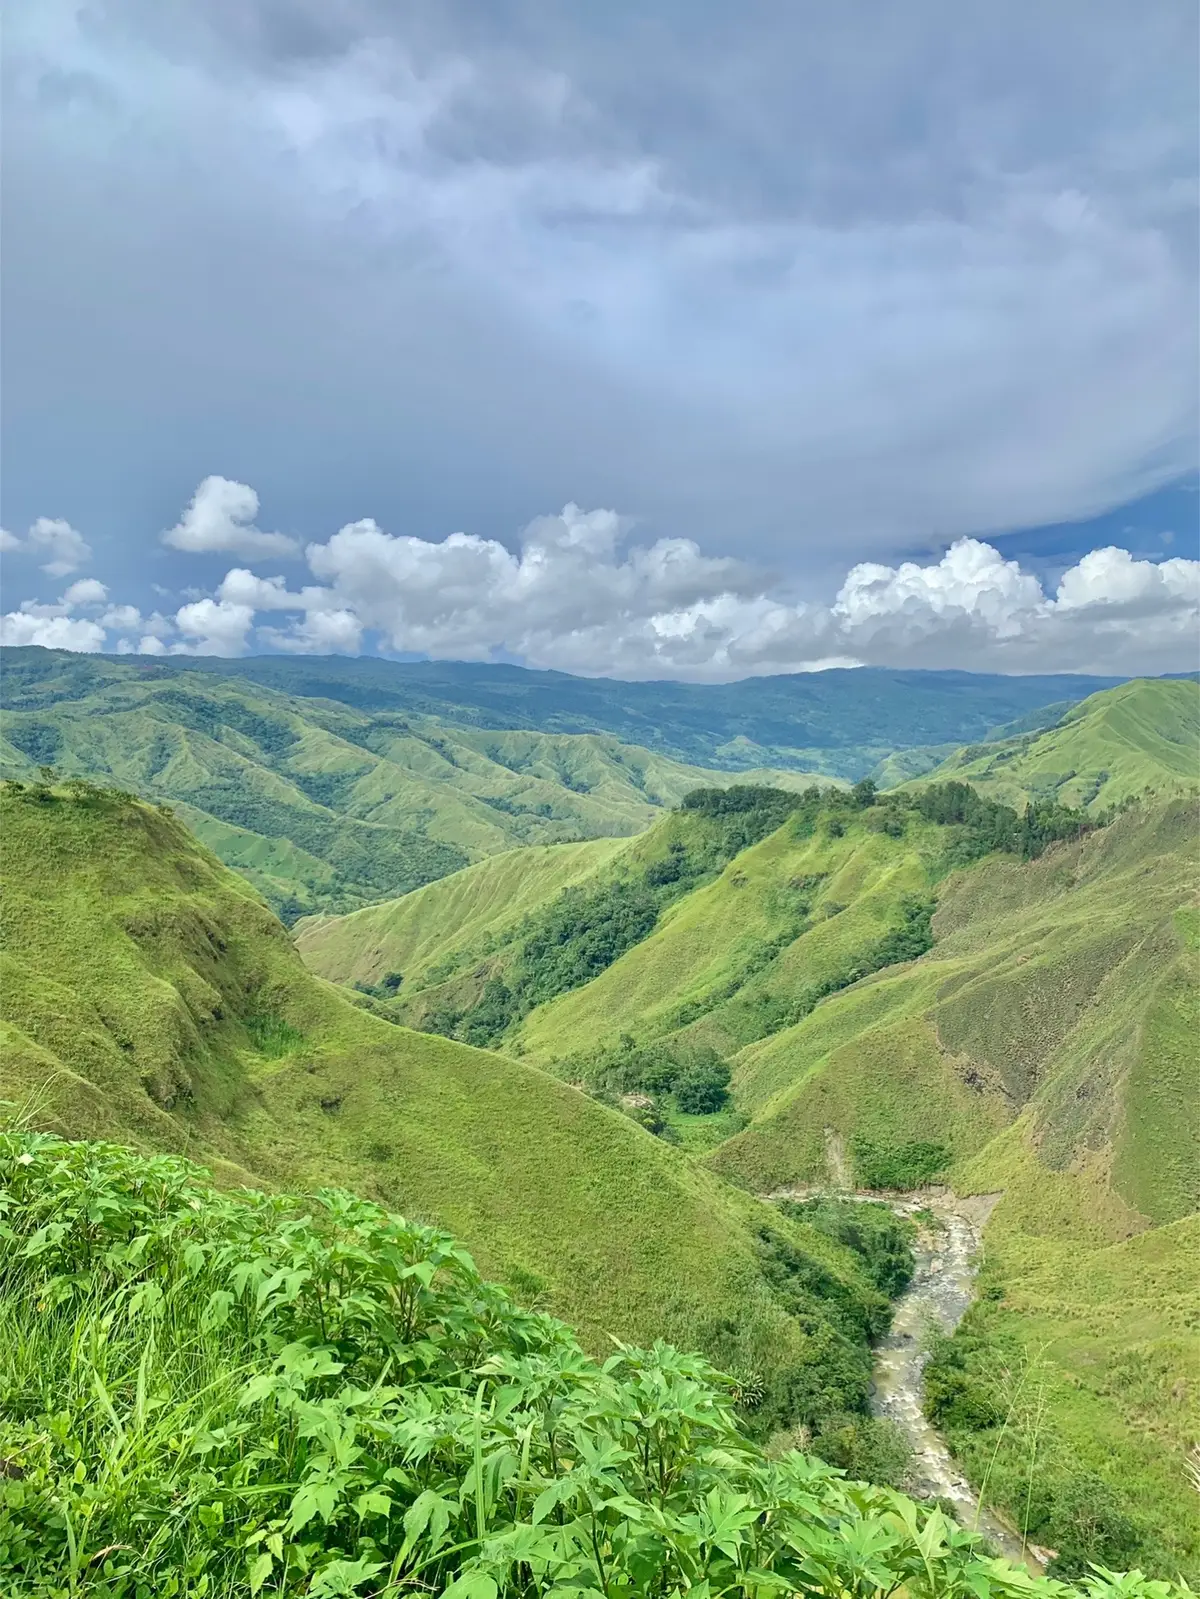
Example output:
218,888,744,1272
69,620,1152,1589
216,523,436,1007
0,648,835,919
915,677,1200,812
2,645,1128,776
2,645,1136,919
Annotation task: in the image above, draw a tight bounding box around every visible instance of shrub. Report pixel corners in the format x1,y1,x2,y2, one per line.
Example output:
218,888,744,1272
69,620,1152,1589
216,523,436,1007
811,1413,912,1488
853,1136,951,1190
781,1197,917,1297
675,1058,733,1114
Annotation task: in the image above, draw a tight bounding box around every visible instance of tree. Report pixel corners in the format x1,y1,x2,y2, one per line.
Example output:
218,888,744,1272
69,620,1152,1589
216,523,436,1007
675,1059,732,1114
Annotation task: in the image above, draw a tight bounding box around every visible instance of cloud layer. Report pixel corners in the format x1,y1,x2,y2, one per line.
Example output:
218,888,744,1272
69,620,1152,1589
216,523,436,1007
3,479,1196,679
3,2,1196,567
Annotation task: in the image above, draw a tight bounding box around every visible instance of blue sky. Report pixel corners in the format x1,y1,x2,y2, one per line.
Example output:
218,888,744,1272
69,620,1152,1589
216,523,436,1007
2,1,1197,677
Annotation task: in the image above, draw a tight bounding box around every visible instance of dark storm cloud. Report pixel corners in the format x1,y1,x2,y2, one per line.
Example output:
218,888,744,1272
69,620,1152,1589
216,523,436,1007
1,0,1196,673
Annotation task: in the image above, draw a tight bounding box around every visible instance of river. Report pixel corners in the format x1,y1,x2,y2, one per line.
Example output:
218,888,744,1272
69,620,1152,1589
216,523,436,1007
773,1181,1045,1570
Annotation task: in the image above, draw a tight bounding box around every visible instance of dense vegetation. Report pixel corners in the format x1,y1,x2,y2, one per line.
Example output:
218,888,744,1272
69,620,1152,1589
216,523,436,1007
779,1198,917,1299
3,672,1197,1593
411,780,1094,1056
0,1134,1182,1599
416,789,806,1047
710,798,1200,1580
923,1310,1172,1578
0,779,949,1477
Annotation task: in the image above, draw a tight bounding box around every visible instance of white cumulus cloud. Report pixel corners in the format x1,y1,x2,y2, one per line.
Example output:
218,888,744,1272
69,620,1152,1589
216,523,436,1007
1,516,93,577
61,577,109,606
162,477,300,557
171,597,257,656
3,488,1197,678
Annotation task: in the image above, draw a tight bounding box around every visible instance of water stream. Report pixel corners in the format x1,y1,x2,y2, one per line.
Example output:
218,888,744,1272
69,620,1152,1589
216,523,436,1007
869,1191,1042,1567
773,1182,1045,1570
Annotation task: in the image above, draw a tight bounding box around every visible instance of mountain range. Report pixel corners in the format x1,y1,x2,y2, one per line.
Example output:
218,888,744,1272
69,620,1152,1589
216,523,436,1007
1,650,1197,1585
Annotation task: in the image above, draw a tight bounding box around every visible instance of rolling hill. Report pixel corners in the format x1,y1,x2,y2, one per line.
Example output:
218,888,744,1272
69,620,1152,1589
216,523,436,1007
915,677,1199,813
0,649,834,920
0,777,909,1445
705,797,1199,1575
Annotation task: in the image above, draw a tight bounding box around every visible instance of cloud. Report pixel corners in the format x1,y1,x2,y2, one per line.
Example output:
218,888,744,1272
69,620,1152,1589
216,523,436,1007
189,494,1195,678
3,3,1196,563
171,596,257,656
1,517,92,577
162,477,300,557
61,577,109,606
0,591,107,651
304,504,761,666
215,566,364,653
3,489,1196,677
0,612,107,651
115,635,169,656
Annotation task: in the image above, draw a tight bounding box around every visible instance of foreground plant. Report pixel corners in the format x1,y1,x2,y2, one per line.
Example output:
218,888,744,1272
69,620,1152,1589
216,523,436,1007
0,1134,1186,1597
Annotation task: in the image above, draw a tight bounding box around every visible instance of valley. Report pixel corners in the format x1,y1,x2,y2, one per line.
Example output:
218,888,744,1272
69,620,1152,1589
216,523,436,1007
1,655,1197,1592
296,674,1200,1579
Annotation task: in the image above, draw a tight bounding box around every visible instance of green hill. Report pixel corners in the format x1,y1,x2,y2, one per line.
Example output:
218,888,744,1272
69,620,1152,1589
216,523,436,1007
299,786,850,1048
915,678,1199,813
294,837,630,989
0,652,830,920
0,778,912,1443
296,738,1199,1575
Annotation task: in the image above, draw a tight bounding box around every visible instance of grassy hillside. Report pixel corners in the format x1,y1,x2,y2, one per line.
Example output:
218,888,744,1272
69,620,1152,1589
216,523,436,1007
916,678,1199,814
294,837,629,989
4,1138,1155,1599
2,644,1126,779
512,804,945,1070
300,734,1200,1574
300,787,841,1045
0,778,914,1442
704,799,1200,1574
0,653,821,920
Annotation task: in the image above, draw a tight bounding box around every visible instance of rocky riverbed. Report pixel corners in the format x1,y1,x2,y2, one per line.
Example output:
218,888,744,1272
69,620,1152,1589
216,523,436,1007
772,1181,1045,1570
869,1191,1044,1567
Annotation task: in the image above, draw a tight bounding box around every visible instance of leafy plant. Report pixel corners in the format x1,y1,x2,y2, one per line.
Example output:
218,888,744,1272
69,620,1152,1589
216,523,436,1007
1,1134,1178,1598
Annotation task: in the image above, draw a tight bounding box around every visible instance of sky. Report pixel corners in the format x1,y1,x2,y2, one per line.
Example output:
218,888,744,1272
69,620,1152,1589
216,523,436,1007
2,0,1198,680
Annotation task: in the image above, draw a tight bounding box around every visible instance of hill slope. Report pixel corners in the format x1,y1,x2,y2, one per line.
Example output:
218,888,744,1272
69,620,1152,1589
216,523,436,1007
916,678,1199,813
4,1133,1149,1598
298,746,1200,1574
1,652,821,919
684,799,1200,1572
0,778,904,1436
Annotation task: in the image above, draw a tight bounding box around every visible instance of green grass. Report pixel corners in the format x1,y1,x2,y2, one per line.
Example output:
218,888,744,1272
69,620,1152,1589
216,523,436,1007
0,780,904,1434
295,837,629,989
510,804,948,1068
3,1133,1159,1599
915,678,1200,814
700,798,1199,1575
320,743,1197,1574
